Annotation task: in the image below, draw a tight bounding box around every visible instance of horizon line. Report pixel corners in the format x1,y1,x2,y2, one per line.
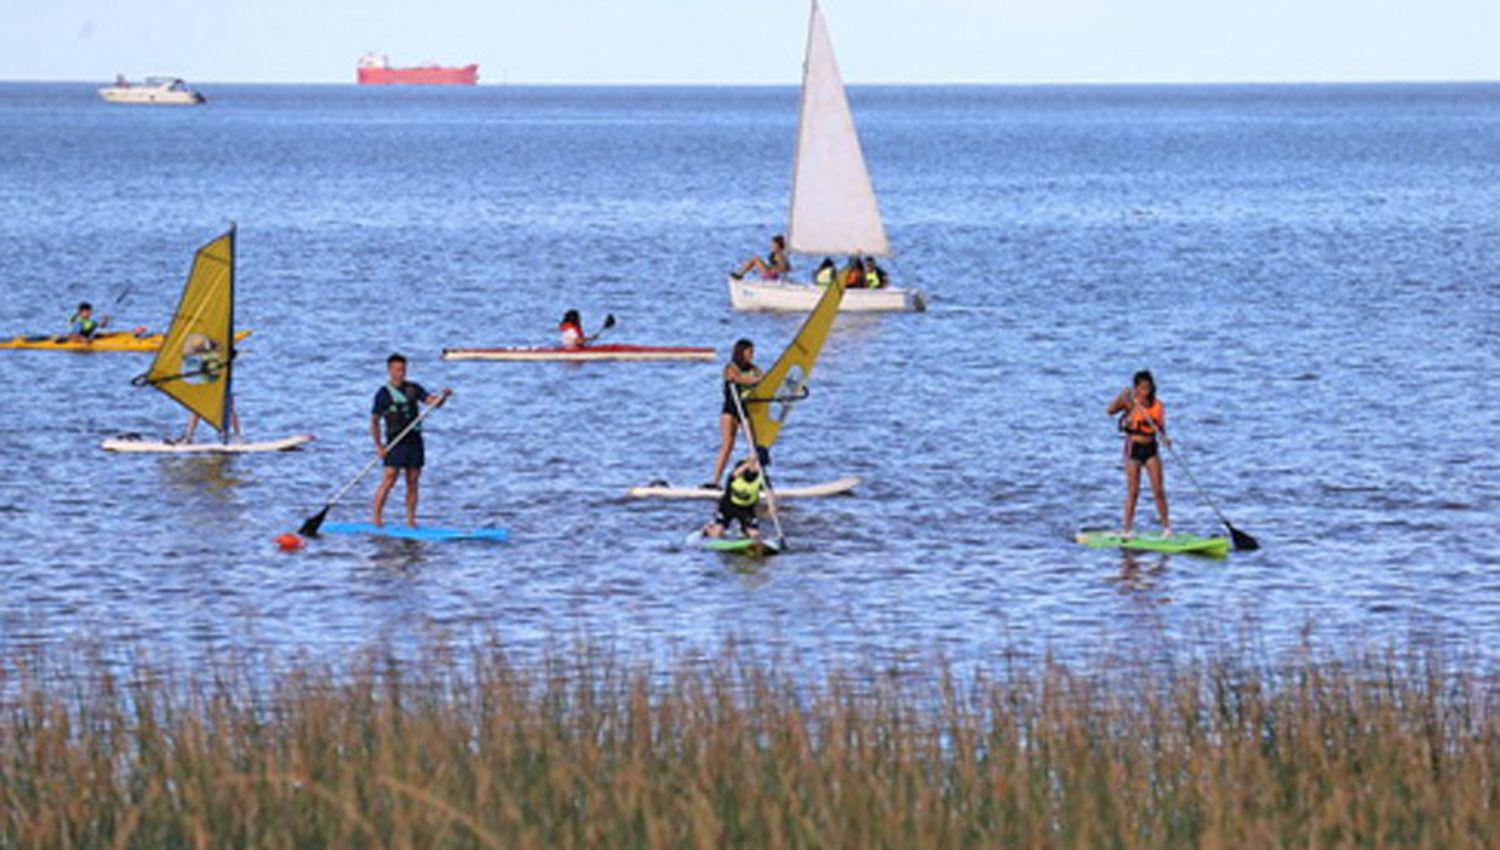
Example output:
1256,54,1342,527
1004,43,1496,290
5,76,1499,88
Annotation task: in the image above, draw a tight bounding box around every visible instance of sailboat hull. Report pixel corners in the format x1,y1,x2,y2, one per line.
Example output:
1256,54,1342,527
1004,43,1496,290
728,277,924,313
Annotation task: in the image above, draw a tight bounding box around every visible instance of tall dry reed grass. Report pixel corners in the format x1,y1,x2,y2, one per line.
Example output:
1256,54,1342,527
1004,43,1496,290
0,639,1495,848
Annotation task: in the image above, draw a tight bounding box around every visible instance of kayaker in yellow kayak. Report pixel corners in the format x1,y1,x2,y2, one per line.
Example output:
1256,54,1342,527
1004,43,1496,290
67,302,108,342
1106,369,1172,538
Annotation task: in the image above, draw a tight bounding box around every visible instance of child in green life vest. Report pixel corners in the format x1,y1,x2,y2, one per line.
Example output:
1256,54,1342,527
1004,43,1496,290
704,455,767,539
68,302,108,341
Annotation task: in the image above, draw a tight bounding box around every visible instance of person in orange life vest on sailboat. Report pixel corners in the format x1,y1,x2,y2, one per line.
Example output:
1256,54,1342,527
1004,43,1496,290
559,310,585,349
1106,369,1172,538
731,234,790,281
840,256,866,288
706,338,762,489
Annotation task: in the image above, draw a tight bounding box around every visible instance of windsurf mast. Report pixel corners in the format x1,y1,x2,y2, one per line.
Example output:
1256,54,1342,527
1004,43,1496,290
743,274,847,450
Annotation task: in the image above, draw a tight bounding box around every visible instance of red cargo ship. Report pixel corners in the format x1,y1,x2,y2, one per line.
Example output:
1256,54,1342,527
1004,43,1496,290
357,53,478,85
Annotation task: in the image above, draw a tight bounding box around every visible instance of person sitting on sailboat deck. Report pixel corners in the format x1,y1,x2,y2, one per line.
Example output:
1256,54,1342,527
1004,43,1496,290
840,257,867,289
863,257,887,288
730,234,790,281
814,258,837,287
68,302,107,341
559,310,585,349
703,455,765,540
707,338,762,489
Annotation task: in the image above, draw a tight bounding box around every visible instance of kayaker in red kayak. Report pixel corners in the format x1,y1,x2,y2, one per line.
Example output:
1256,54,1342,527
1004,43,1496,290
1107,369,1171,538
707,338,761,488
559,310,585,349
730,234,790,281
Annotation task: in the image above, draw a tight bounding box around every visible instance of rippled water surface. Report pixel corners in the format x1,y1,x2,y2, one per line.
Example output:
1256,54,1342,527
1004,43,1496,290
1,83,1497,666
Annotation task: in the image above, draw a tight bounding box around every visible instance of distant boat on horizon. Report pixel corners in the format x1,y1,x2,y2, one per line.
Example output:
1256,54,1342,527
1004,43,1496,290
356,53,478,86
98,75,205,105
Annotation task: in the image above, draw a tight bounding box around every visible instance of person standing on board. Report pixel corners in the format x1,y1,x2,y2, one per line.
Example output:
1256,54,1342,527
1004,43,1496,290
706,338,761,488
371,353,451,528
1106,370,1171,538
180,406,241,444
559,310,585,349
730,235,790,281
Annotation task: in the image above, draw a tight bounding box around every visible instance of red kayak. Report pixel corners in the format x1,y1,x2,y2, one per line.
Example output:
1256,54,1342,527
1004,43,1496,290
441,344,715,363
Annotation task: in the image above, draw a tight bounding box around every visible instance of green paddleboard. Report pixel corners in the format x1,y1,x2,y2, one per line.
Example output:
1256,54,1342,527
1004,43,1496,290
1076,530,1229,557
692,534,782,557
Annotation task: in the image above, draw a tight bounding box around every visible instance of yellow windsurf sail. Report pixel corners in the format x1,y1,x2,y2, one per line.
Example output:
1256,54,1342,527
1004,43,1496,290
139,227,236,434
744,276,846,448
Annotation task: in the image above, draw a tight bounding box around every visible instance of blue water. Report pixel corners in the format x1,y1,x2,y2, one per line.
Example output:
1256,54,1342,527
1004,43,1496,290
1,82,1497,667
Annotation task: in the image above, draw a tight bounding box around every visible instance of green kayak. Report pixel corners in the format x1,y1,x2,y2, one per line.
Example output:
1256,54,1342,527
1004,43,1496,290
1076,530,1229,557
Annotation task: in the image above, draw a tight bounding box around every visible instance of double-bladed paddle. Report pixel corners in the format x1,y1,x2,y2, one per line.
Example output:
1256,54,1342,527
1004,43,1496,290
583,313,616,344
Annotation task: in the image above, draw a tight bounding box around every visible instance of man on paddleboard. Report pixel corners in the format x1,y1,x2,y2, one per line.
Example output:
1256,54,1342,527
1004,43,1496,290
1106,370,1171,538
371,353,451,528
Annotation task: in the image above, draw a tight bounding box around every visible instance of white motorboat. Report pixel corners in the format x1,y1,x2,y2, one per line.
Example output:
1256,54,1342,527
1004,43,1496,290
98,76,205,105
726,2,925,313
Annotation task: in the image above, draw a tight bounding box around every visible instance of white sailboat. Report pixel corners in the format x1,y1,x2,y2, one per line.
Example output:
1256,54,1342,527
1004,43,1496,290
728,1,924,313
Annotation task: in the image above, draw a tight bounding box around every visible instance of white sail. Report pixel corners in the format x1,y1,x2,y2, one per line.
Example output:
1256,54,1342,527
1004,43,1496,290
786,1,889,257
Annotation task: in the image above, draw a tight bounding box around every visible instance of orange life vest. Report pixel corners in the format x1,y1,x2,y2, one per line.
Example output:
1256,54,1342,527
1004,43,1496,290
1124,399,1164,437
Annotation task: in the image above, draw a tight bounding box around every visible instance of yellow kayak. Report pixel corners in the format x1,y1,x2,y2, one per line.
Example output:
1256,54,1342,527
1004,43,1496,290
0,329,252,352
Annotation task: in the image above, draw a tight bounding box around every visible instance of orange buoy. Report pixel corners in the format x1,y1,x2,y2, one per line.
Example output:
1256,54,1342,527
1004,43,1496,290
275,533,305,552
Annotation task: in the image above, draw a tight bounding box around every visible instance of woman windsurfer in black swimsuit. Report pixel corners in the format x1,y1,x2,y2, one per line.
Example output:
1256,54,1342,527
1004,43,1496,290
707,338,761,489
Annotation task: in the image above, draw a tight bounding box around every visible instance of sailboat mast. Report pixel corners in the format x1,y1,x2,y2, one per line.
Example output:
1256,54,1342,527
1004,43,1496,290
223,223,236,446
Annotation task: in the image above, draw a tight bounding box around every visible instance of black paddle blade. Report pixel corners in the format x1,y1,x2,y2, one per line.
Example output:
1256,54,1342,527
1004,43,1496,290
1227,524,1259,551
603,313,616,329
298,506,330,537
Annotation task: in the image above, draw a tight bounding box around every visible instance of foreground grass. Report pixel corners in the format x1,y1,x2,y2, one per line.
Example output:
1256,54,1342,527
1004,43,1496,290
1,640,1496,849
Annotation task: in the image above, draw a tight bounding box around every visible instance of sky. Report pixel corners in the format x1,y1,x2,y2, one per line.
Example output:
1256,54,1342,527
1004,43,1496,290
3,0,1498,85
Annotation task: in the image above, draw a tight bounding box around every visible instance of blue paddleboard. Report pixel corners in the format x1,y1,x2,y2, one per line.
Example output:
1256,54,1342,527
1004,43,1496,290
320,522,509,542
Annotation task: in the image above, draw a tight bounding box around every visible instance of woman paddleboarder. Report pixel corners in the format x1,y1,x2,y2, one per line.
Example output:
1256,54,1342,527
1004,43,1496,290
706,338,761,488
1107,370,1171,538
